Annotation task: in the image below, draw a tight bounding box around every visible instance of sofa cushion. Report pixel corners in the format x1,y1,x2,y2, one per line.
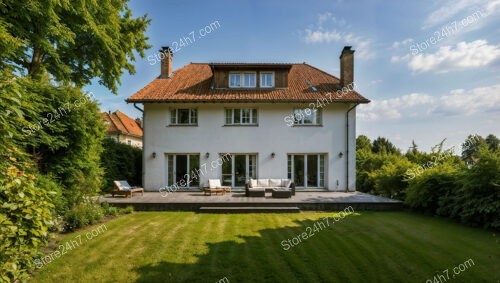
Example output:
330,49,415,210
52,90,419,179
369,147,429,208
282,179,291,188
249,179,258,188
249,187,266,191
257,179,269,187
269,179,282,187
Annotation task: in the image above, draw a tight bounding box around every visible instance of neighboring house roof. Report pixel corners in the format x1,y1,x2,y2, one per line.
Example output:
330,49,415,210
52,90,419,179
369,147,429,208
126,63,370,103
101,110,143,138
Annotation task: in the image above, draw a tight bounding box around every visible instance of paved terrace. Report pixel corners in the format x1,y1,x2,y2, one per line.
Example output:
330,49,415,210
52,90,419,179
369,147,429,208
101,191,403,211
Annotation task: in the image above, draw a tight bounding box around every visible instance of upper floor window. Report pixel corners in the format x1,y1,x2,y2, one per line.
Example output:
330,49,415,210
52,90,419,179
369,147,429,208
293,108,321,125
170,108,197,125
260,72,275,88
225,108,258,125
229,72,256,88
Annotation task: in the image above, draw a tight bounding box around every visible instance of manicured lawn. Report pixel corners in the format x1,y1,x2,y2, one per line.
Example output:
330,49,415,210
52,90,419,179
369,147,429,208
32,211,498,282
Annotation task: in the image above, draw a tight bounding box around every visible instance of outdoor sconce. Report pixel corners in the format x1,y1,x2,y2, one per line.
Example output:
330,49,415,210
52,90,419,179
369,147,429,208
338,152,344,158
205,152,210,159
271,152,275,158
152,152,157,159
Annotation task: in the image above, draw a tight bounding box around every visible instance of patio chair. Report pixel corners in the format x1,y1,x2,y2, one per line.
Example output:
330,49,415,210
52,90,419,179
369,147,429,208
204,179,231,195
112,180,144,198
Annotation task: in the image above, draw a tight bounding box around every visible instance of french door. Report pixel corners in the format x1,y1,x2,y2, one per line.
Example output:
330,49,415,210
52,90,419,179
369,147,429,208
288,154,325,188
166,154,200,188
221,154,257,187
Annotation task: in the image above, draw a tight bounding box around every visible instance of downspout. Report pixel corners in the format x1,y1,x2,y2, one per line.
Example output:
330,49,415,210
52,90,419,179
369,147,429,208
133,103,144,113
133,102,145,189
345,103,358,192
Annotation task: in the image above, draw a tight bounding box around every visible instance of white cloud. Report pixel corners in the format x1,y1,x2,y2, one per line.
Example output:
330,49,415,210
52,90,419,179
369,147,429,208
358,84,500,121
302,14,375,59
422,0,492,29
303,29,342,43
394,40,500,73
358,93,434,121
431,84,500,115
392,38,414,49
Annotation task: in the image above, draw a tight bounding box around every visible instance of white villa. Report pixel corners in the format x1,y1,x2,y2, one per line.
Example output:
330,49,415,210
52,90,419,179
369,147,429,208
126,46,370,192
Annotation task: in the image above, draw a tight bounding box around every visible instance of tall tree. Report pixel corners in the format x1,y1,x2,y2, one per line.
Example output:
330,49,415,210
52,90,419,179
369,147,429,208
485,134,499,152
461,135,487,164
356,135,372,152
0,0,151,93
372,137,399,155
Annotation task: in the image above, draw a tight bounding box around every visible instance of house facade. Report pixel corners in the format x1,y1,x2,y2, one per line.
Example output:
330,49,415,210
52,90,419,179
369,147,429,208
101,110,143,148
127,46,369,192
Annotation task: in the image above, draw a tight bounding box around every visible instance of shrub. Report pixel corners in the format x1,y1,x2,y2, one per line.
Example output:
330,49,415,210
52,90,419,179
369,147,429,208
121,205,134,214
101,201,120,216
405,163,460,214
101,138,142,193
0,156,57,282
370,157,414,200
64,202,105,232
450,148,500,228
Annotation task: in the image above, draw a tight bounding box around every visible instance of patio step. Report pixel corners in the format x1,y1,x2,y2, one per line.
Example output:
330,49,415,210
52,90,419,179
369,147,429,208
199,206,301,213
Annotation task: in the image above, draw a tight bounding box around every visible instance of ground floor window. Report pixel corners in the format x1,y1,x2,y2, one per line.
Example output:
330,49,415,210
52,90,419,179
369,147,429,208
287,154,325,188
221,154,257,187
166,154,200,187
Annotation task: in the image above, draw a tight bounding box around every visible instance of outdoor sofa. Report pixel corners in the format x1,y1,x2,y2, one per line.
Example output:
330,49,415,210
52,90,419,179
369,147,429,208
245,179,295,197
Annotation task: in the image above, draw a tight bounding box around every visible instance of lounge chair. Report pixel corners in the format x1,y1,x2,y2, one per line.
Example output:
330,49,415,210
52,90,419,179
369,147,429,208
112,180,144,198
204,179,231,195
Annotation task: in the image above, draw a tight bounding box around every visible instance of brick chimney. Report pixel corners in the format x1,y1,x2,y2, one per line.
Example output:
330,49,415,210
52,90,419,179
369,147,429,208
340,46,354,87
160,46,173,79
135,118,143,128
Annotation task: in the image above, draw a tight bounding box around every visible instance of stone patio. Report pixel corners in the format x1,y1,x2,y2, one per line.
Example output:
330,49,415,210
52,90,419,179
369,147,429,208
100,191,403,211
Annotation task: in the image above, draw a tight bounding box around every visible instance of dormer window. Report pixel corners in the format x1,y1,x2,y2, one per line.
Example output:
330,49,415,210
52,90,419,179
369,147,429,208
229,72,256,88
260,72,275,88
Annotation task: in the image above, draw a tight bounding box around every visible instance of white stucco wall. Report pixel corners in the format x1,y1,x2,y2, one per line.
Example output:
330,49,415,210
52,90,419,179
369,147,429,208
141,103,357,192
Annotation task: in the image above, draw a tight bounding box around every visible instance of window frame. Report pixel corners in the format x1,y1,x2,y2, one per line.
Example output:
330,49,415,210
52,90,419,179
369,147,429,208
260,71,275,88
170,108,198,126
228,72,257,88
292,108,322,126
224,108,258,126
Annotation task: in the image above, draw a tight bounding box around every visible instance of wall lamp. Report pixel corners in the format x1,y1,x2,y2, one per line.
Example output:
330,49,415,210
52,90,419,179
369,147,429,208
271,152,275,158
152,152,157,159
338,152,344,158
205,152,210,159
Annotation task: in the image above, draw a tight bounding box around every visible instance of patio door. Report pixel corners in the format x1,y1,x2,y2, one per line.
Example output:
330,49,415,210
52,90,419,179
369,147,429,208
166,154,200,188
288,154,325,188
221,154,257,187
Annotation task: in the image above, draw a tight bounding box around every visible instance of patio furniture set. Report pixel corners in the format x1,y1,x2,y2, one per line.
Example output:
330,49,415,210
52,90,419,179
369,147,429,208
111,178,295,199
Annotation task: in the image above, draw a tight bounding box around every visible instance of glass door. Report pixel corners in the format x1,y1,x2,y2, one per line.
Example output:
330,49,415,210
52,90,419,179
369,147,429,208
220,154,257,187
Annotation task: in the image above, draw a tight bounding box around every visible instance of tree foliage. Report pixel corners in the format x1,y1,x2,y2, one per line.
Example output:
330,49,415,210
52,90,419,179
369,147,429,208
101,138,142,192
372,137,399,155
358,134,500,228
0,0,151,93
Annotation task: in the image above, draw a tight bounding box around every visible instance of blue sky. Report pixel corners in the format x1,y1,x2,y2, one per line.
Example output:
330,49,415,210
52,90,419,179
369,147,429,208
85,0,500,152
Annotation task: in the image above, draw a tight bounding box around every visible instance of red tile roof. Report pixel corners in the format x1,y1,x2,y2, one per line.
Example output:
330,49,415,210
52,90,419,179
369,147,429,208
101,111,143,137
126,63,370,103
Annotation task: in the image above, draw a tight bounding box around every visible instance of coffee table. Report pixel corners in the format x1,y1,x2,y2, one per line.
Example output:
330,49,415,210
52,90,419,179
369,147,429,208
271,188,292,198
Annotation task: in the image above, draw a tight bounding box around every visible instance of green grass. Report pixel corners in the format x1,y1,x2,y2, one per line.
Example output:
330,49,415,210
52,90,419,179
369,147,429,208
31,211,499,283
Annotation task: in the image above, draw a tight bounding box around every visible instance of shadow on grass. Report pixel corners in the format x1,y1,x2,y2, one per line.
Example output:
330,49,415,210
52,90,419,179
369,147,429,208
132,214,359,283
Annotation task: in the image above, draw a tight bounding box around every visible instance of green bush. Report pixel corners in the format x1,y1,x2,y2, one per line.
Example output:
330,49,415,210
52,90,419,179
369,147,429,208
405,163,460,214
122,205,135,214
64,202,105,232
0,156,57,282
101,138,142,192
370,157,414,200
449,148,500,228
